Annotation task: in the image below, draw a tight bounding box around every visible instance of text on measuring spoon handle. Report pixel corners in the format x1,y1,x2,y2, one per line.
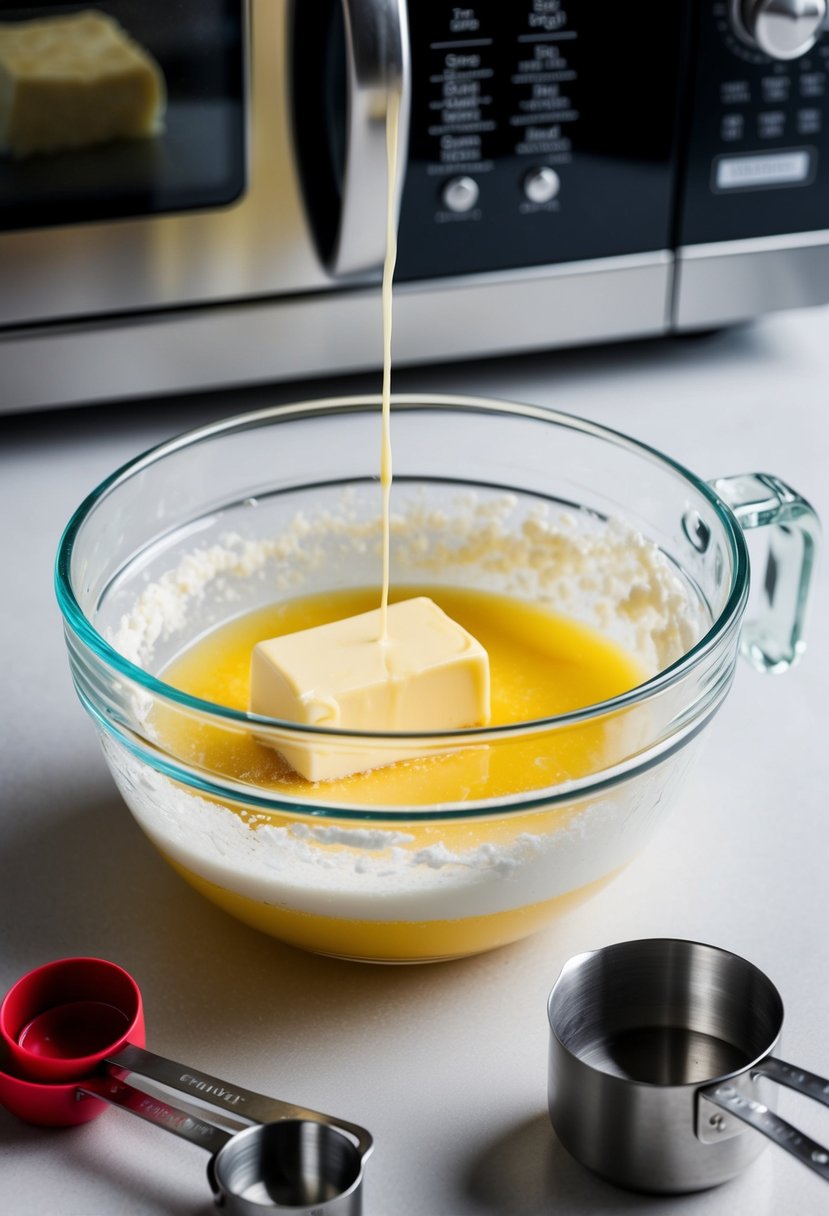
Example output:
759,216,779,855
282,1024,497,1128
107,1043,298,1127
79,1074,230,1156
107,1043,373,1156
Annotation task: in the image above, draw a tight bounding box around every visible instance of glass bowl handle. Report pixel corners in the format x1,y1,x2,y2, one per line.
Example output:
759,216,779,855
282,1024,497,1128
711,473,820,673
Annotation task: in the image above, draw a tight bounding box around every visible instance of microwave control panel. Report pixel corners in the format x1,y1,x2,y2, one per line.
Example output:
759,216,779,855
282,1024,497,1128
394,1,688,281
677,1,829,245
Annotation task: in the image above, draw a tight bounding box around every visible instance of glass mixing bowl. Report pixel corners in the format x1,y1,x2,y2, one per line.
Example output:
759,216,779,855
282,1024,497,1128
56,396,819,963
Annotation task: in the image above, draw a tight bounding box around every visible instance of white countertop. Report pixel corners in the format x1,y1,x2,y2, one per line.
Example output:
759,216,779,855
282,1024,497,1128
1,311,827,1216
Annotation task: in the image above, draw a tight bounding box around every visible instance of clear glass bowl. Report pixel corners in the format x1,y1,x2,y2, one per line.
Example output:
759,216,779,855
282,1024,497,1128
55,395,819,962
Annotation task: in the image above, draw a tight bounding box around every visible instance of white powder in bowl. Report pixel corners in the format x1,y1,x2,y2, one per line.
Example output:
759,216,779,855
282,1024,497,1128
106,733,698,922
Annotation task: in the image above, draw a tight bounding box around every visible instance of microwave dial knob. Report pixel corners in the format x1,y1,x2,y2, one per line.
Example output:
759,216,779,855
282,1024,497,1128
733,0,827,59
441,176,480,213
523,167,561,204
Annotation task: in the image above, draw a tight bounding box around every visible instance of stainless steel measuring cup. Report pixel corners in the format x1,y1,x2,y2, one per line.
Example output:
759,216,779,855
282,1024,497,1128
82,1043,373,1215
547,938,829,1193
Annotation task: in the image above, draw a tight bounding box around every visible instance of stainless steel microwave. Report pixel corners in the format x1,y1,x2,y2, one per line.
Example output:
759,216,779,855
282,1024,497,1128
3,0,829,413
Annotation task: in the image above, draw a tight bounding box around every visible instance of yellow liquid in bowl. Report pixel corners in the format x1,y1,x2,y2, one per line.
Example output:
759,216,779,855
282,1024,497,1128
165,862,620,963
154,586,645,960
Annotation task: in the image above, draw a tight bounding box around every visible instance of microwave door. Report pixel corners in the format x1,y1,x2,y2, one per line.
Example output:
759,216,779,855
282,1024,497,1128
0,0,333,329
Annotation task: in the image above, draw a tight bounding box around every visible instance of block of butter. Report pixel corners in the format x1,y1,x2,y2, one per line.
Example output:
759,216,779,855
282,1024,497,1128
250,597,491,782
0,10,165,159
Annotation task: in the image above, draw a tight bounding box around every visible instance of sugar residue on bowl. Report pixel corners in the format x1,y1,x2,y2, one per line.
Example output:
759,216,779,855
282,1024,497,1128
110,490,704,677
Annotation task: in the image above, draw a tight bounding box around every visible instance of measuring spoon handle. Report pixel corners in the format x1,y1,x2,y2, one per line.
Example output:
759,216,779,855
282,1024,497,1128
107,1043,373,1160
79,1074,230,1157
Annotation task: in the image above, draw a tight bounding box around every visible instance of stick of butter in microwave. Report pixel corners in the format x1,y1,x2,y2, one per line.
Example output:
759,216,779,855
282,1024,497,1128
0,10,165,158
250,597,491,782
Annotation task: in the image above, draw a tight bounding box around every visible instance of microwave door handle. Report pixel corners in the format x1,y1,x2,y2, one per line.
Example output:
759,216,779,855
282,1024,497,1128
329,0,410,277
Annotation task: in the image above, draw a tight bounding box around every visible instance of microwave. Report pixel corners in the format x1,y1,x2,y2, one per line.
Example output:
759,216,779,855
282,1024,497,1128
2,0,829,413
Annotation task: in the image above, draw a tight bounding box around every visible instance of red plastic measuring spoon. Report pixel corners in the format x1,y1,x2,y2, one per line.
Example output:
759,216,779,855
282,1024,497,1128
0,957,144,1085
0,957,145,1126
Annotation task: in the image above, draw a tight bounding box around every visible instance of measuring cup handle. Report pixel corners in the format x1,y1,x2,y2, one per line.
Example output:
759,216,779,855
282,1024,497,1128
79,1075,230,1157
753,1056,829,1110
710,473,820,673
699,1073,829,1184
107,1043,374,1161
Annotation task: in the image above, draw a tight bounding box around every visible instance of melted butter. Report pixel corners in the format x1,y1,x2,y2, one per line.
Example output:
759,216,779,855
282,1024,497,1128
160,585,645,807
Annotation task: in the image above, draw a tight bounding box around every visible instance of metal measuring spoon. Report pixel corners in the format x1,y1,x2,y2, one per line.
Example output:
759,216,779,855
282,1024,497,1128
80,1046,371,1215
0,957,373,1214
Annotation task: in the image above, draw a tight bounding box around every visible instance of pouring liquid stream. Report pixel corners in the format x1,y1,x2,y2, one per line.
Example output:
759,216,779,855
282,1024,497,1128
378,87,400,644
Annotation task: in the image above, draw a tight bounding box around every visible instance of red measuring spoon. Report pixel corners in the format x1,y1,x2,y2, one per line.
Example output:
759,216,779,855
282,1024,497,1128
0,957,144,1084
0,957,145,1126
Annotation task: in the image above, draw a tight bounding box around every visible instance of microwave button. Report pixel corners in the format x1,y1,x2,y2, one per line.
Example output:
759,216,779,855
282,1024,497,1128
757,109,787,137
732,0,827,60
721,113,746,140
721,79,752,104
441,176,480,213
761,74,791,103
523,166,561,204
799,71,826,98
797,106,823,133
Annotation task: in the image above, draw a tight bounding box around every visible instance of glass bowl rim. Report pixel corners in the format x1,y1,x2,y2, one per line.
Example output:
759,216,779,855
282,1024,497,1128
55,392,749,741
